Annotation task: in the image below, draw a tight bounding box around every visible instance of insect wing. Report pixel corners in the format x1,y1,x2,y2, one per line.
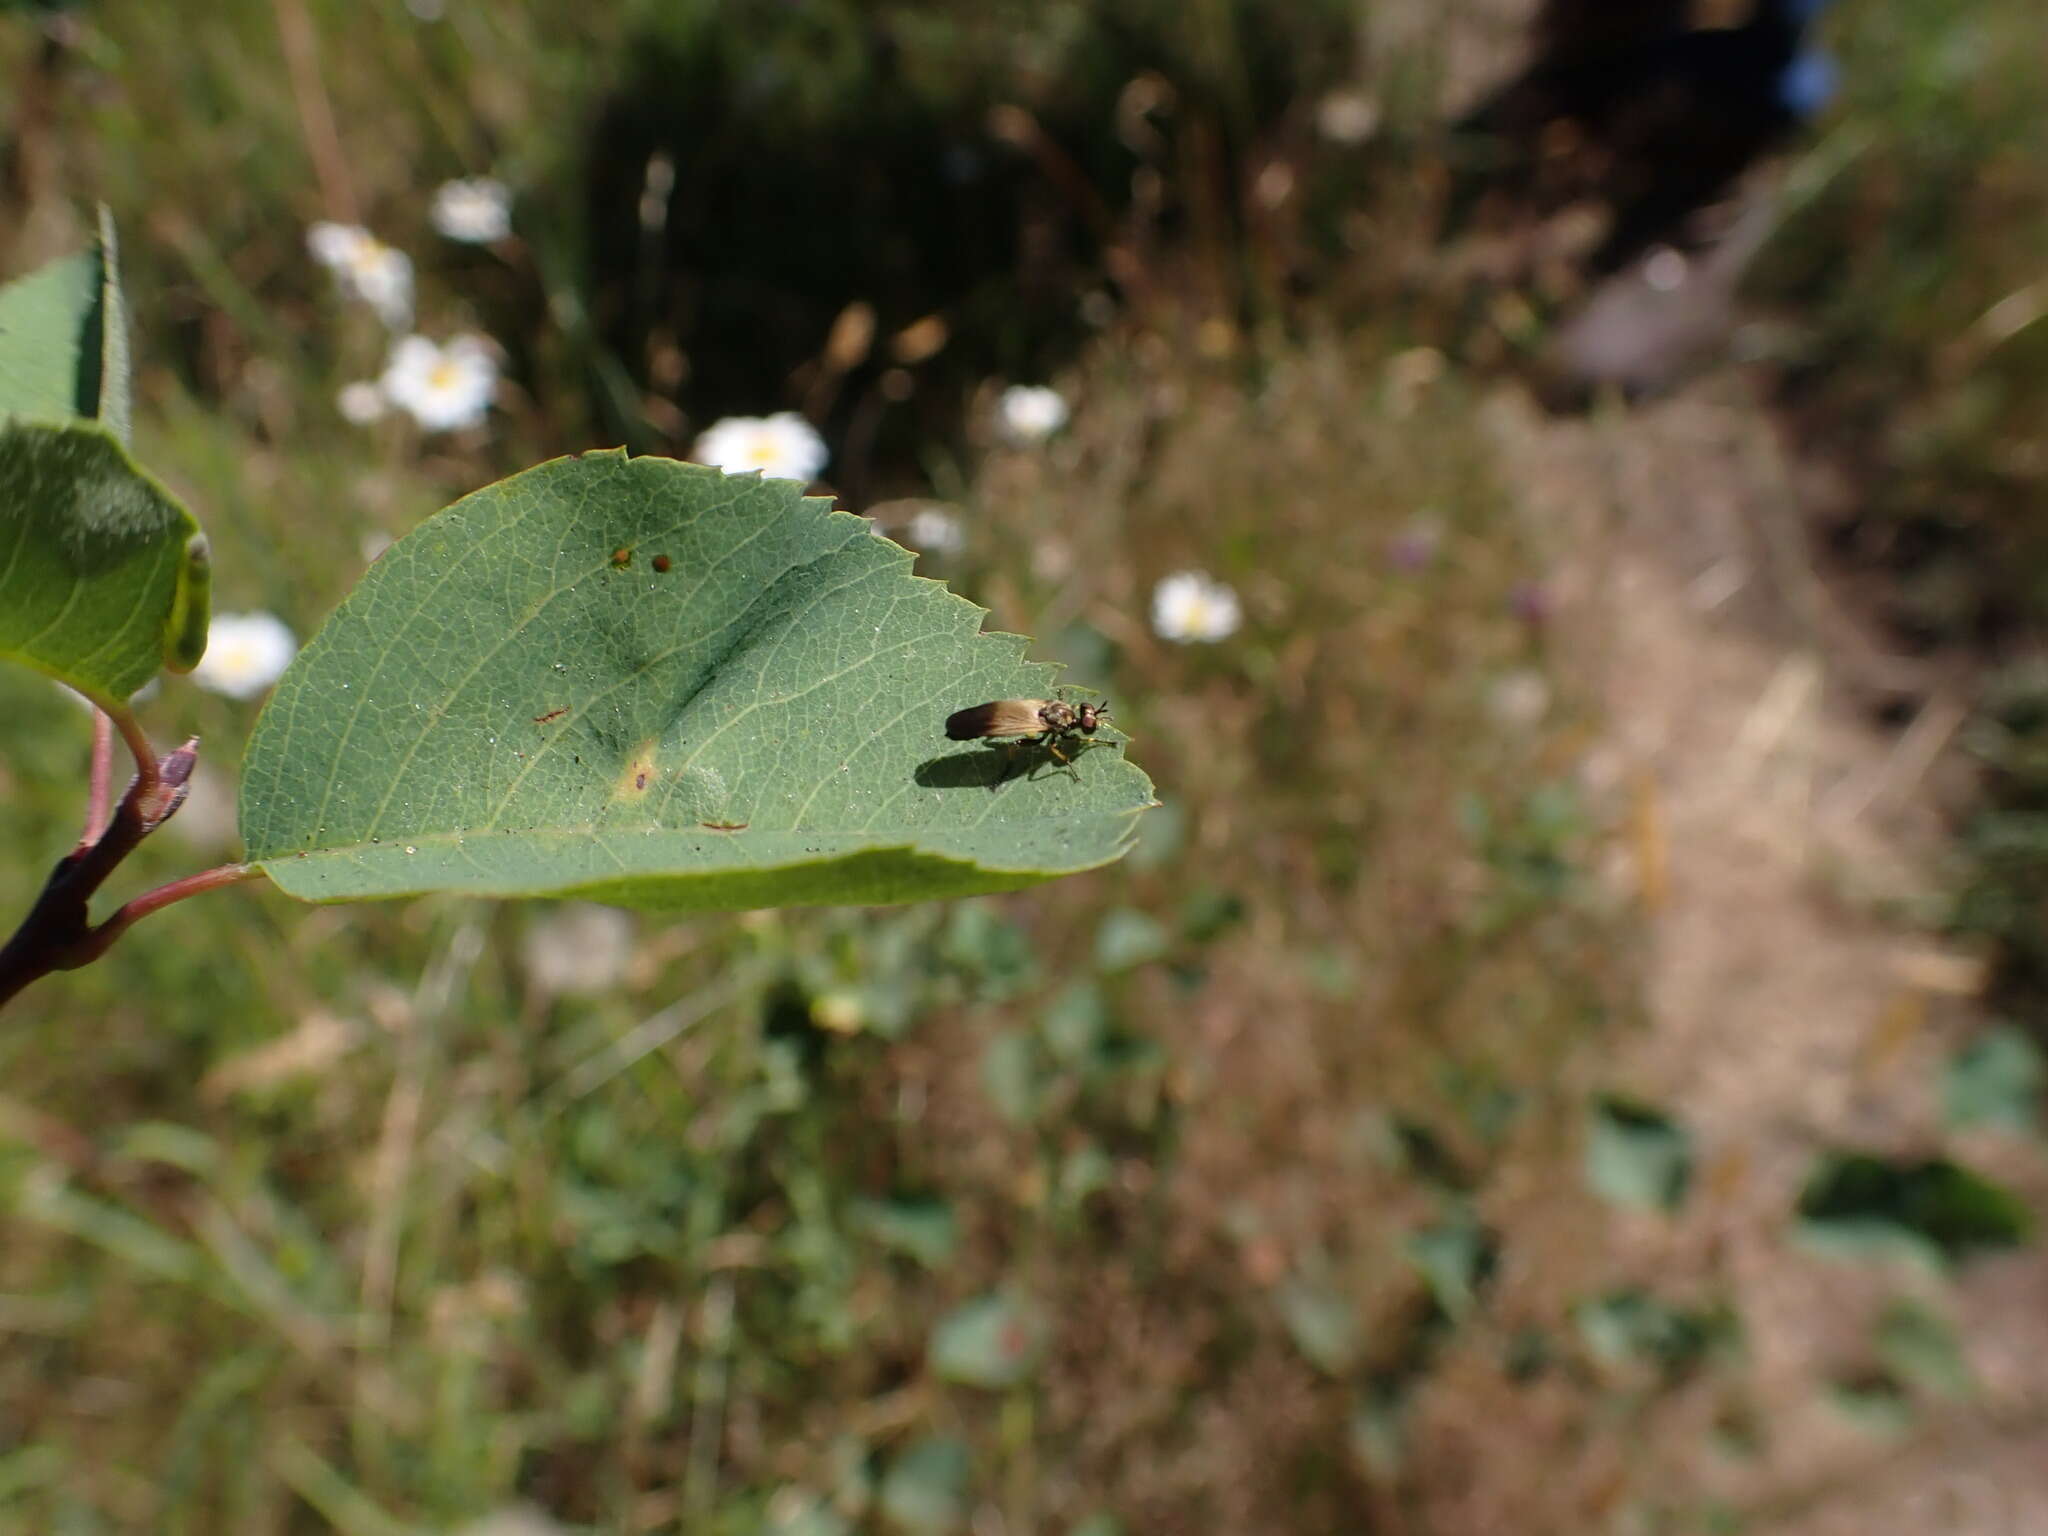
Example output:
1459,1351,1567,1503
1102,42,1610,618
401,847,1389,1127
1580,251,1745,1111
946,700,1049,740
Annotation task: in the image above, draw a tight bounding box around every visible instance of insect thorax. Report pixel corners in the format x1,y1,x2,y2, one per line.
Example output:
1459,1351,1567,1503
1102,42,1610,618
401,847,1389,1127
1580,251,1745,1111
1039,700,1079,732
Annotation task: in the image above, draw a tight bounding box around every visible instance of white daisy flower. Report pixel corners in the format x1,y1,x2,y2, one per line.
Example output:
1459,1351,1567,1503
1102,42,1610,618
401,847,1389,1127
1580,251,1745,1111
996,384,1068,444
1151,570,1242,644
430,177,512,244
306,221,413,331
691,412,829,482
305,221,363,267
192,612,296,700
379,333,498,433
337,380,387,424
905,505,964,554
1315,89,1381,145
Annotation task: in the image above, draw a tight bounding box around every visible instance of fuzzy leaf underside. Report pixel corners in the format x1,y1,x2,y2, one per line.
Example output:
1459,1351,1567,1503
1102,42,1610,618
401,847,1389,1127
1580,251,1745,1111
0,421,210,705
239,451,1154,909
0,212,205,704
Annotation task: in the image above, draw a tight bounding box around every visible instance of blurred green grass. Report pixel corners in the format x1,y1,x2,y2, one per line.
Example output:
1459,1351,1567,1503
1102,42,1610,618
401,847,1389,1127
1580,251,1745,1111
2,0,2046,1530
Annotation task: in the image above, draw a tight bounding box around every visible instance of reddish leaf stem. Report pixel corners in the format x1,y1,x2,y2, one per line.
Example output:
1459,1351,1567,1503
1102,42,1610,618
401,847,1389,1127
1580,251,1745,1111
82,863,264,957
79,707,114,850
108,703,160,805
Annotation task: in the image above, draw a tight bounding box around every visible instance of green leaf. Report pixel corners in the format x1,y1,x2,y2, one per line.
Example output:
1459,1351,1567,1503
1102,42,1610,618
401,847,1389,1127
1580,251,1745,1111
1093,907,1169,972
1054,1142,1113,1213
1348,1383,1409,1479
1795,1152,2032,1269
940,902,1035,998
1872,1300,1973,1399
979,1030,1040,1123
1276,1274,1363,1374
849,1196,957,1269
1406,1216,1497,1321
878,1437,969,1536
1827,1374,1915,1438
1943,1026,2044,1131
0,207,130,438
927,1292,1046,1389
239,452,1153,908
0,420,210,705
1585,1096,1693,1212
1573,1289,1738,1380
0,215,204,704
1039,981,1109,1064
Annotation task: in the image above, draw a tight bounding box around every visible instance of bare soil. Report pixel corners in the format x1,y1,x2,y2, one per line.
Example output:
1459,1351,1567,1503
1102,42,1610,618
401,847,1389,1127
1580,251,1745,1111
1471,382,2048,1534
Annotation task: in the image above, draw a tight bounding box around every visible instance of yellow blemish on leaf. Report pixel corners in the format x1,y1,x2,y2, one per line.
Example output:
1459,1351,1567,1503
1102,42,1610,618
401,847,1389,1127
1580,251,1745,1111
615,741,661,801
